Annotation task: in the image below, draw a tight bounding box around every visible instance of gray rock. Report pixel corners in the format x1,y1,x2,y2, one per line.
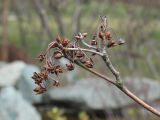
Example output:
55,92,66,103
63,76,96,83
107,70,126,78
0,86,41,120
124,77,160,102
60,58,78,83
48,77,160,109
0,61,7,68
16,64,42,103
0,61,26,87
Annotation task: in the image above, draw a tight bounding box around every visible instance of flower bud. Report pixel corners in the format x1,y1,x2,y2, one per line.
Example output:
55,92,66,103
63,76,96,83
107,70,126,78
76,51,85,58
117,38,126,45
62,38,70,47
105,31,112,40
98,32,104,40
49,41,58,48
56,36,61,43
75,35,81,40
107,40,117,48
82,32,88,37
33,85,46,95
54,51,63,59
66,63,75,71
90,39,97,45
33,86,41,93
37,54,46,62
55,65,63,75
84,58,93,68
53,80,60,87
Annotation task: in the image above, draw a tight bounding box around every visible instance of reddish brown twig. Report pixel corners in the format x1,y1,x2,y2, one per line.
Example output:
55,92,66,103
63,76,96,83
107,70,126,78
74,61,160,117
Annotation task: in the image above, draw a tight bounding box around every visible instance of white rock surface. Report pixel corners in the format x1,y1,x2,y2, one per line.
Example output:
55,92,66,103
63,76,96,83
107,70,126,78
0,61,7,68
48,78,160,109
17,64,42,103
0,86,41,120
0,61,26,87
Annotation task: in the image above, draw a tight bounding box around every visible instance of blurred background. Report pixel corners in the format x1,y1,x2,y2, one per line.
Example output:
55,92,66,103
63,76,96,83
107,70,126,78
0,0,160,120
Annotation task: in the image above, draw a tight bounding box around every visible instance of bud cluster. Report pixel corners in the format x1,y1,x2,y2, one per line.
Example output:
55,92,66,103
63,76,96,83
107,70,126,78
32,20,125,94
98,31,125,48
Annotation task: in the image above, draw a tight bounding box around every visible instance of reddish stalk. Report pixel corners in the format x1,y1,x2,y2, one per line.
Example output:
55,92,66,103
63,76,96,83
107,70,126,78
75,61,160,117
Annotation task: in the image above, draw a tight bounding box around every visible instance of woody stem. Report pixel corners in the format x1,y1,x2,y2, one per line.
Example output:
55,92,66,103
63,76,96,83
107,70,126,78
64,47,104,56
75,61,160,117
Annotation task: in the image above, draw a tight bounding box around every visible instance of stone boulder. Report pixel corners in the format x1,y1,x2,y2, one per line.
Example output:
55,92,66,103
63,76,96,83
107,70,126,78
48,77,160,109
0,61,7,68
0,86,41,120
16,64,42,103
0,61,26,87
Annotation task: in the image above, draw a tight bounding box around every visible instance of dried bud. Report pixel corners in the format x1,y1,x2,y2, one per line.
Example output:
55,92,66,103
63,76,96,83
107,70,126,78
49,41,58,48
55,65,63,75
33,86,42,93
37,54,46,62
76,51,85,58
107,40,117,48
75,35,81,40
117,38,126,45
46,60,53,68
68,43,74,48
33,85,46,95
82,32,88,37
56,36,61,43
98,32,104,40
84,58,93,68
90,39,97,45
32,70,48,85
41,70,48,80
54,51,63,59
66,63,75,71
32,72,39,80
53,80,60,87
62,38,70,47
105,31,112,40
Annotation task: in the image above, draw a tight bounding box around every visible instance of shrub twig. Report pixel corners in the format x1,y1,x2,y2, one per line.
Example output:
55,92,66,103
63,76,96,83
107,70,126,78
32,16,160,117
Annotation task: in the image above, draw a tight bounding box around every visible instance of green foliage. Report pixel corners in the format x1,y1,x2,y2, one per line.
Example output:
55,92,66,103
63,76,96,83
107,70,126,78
47,107,67,120
151,31,160,40
47,108,91,120
127,108,139,118
78,112,90,120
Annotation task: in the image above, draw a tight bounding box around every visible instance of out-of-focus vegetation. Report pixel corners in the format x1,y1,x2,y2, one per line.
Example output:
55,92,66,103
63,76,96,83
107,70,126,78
0,0,160,80
46,108,91,120
47,107,67,120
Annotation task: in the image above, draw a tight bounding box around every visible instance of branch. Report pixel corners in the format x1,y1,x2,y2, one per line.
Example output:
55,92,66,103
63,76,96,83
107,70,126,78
72,16,160,116
74,61,160,117
99,16,121,84
32,16,160,117
81,39,98,50
102,51,121,84
64,47,104,56
121,86,160,117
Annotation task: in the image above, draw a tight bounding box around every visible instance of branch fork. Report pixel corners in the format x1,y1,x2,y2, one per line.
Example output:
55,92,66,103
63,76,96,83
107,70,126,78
32,16,160,117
